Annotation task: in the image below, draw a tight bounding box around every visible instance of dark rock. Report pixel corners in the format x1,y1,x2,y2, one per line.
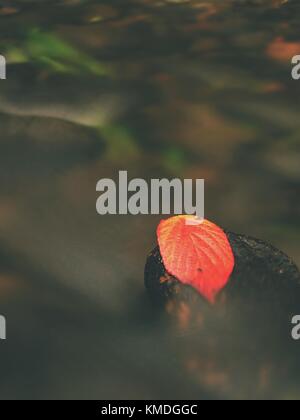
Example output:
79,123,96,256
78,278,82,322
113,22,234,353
145,231,300,322
0,113,106,181
145,245,203,306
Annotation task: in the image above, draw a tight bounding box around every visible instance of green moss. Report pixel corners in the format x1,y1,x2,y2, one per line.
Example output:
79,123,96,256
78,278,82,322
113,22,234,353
101,125,141,163
1,27,110,75
162,147,187,174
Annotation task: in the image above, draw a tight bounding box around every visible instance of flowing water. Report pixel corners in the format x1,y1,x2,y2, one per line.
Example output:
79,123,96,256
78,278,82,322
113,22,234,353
0,0,299,399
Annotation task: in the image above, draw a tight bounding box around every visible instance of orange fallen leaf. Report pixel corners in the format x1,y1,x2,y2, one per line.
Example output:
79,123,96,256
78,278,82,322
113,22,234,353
157,216,235,303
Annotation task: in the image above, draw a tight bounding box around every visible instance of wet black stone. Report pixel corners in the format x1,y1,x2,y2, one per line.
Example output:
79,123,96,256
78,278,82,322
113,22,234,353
144,246,203,306
145,231,300,319
225,231,300,304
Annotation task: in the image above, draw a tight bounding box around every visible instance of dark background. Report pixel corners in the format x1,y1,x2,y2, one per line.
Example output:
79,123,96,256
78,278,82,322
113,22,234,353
0,0,299,399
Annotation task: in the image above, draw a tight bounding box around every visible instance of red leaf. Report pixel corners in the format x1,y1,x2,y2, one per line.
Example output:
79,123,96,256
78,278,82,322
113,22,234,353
157,216,235,304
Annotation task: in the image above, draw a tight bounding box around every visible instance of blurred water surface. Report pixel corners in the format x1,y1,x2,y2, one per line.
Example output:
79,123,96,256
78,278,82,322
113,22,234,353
0,0,299,399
